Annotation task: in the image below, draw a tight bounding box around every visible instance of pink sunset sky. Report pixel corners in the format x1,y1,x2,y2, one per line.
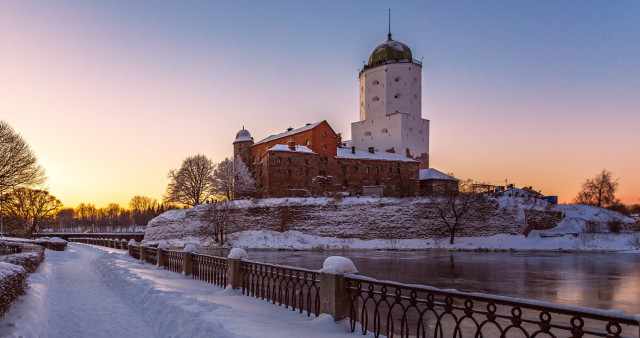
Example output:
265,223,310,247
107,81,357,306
1,2,638,208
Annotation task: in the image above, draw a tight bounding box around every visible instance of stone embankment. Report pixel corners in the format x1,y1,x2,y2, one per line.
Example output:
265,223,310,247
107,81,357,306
145,197,564,243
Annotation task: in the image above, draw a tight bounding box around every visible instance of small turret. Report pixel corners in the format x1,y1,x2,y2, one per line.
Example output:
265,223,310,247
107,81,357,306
233,127,254,168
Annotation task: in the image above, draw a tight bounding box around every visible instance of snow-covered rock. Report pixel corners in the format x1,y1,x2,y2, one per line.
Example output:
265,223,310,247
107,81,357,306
321,256,358,274
227,248,248,259
183,244,198,254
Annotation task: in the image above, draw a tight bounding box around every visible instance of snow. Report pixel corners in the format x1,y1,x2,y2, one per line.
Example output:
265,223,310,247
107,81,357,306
128,239,136,246
227,247,248,259
0,262,25,277
419,168,458,181
183,244,198,253
321,256,358,274
48,237,66,244
253,121,324,146
0,243,365,337
267,144,317,154
336,147,418,162
157,241,169,250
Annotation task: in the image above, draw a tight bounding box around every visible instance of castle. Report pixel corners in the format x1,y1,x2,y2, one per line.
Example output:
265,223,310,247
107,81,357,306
233,30,456,198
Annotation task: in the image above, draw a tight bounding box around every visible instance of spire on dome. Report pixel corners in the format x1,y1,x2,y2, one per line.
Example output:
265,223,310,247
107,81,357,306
387,9,392,41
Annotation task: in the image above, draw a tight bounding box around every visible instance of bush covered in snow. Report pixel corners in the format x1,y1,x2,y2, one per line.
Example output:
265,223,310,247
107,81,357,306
0,240,45,318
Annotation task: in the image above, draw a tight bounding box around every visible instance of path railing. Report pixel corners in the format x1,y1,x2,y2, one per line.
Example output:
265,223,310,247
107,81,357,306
241,260,320,317
68,238,640,337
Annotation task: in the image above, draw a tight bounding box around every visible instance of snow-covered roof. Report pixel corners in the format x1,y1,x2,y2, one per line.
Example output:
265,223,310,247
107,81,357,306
234,128,253,143
267,144,317,154
253,121,324,146
419,169,459,181
336,147,418,163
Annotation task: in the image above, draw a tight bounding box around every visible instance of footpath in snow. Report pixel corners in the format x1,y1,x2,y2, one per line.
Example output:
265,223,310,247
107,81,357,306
0,243,360,338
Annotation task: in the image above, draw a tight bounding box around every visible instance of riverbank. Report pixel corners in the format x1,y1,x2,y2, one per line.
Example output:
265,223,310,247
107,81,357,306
155,230,640,253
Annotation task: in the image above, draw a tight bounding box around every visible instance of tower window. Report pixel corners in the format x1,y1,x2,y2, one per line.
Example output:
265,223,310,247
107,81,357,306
372,96,379,102
394,93,401,99
394,77,401,82
364,131,371,137
372,80,379,85
381,128,388,134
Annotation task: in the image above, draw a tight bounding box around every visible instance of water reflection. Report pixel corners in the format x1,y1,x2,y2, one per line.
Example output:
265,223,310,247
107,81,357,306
198,248,640,314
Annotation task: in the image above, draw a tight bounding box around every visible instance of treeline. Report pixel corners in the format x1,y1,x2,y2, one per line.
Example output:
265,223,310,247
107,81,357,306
48,196,183,233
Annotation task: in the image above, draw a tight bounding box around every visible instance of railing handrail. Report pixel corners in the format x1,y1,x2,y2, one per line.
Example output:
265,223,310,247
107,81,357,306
344,273,640,324
242,259,320,276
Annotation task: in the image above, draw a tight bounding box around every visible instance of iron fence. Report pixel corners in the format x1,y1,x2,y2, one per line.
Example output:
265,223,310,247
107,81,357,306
241,261,320,317
345,275,640,338
192,254,228,287
130,245,141,260
164,250,183,274
144,247,158,265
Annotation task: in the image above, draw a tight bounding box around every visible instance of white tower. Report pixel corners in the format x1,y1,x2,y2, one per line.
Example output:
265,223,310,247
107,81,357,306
351,28,430,168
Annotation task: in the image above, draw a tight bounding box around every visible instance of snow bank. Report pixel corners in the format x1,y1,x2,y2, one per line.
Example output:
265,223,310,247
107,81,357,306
183,244,198,254
321,256,358,274
227,248,248,259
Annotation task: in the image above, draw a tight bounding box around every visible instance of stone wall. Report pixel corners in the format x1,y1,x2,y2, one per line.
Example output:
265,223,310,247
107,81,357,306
144,197,565,243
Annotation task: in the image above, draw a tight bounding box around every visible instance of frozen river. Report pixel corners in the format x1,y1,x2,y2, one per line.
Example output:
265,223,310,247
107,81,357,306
200,248,640,314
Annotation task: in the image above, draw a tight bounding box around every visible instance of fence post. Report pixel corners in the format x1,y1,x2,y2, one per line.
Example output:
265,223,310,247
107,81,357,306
128,244,134,257
157,249,165,267
183,252,193,276
140,246,147,262
227,259,243,289
318,257,358,322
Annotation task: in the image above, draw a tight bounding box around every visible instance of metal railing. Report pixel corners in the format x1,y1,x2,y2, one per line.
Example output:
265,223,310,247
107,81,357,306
345,275,640,338
241,261,320,317
144,247,157,265
192,254,228,287
164,250,183,274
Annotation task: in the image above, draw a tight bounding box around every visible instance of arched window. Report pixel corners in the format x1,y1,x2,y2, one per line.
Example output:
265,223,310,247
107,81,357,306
305,139,310,145
372,96,380,102
381,128,388,134
364,131,371,137
322,145,327,152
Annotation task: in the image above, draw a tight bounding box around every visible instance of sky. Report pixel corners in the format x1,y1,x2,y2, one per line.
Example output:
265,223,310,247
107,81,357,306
1,1,639,208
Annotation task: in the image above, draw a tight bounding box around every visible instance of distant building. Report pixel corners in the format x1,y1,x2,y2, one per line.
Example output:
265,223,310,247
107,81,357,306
419,169,459,195
233,29,432,198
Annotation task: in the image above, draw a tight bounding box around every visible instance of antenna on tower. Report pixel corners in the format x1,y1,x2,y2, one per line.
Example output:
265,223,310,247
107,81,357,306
387,9,392,41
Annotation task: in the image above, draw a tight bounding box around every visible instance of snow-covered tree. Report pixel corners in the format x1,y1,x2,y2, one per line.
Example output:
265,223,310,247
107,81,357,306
233,157,255,199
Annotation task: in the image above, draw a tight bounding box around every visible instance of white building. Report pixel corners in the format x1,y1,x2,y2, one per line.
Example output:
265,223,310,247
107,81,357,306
351,30,430,169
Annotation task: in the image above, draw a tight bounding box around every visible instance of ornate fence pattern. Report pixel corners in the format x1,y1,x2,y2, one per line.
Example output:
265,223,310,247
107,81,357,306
130,245,141,260
164,250,183,274
192,254,228,287
144,247,158,265
345,275,640,338
241,261,320,317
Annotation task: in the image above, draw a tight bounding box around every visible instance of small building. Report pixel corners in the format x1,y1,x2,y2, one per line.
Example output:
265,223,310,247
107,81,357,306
419,168,459,195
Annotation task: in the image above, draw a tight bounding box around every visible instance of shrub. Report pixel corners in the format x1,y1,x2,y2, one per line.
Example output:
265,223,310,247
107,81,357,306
607,219,624,234
583,220,602,233
0,263,27,318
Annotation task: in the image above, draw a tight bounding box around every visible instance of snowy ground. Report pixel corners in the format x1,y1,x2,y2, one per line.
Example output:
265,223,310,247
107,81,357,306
0,243,363,337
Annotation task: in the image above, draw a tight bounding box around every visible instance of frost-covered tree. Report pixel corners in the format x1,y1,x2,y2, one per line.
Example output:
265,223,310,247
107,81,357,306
201,201,233,244
233,157,255,199
427,179,493,244
164,154,215,207
573,169,618,207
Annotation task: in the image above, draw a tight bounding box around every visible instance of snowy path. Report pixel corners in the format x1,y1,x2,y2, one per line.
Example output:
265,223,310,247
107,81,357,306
0,243,362,337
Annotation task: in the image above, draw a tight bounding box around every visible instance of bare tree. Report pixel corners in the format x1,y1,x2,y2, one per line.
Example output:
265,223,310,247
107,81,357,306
3,187,62,237
212,158,234,201
201,201,233,244
573,169,618,207
164,154,215,207
427,179,493,244
0,121,46,236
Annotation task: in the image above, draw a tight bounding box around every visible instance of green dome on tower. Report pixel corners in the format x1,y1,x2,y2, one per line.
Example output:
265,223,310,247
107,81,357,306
368,34,413,66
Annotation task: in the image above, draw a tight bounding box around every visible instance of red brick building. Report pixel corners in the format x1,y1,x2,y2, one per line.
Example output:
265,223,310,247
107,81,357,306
234,121,421,198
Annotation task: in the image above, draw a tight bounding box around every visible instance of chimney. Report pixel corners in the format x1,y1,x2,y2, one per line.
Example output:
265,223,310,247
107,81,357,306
288,139,296,151
368,147,375,154
351,146,356,154
286,127,294,132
